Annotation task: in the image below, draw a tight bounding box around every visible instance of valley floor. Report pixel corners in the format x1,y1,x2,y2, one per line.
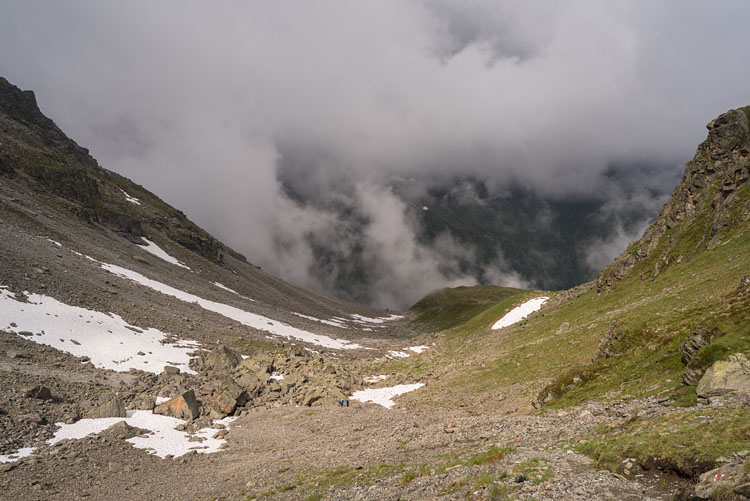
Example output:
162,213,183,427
0,326,695,501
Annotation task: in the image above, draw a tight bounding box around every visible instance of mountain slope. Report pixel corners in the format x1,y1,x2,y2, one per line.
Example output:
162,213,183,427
384,107,749,486
0,76,416,351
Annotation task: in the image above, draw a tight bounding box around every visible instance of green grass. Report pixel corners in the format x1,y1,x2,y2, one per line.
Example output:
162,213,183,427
408,285,525,332
462,446,515,466
405,181,749,412
576,408,750,473
512,458,554,485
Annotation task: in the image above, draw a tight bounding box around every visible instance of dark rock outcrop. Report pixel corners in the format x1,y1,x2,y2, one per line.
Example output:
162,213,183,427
597,107,750,292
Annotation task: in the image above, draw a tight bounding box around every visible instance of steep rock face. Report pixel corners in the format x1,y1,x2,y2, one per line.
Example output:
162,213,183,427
0,76,243,263
597,107,750,292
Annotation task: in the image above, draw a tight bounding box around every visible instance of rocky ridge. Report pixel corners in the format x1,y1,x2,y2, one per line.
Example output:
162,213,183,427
597,107,750,291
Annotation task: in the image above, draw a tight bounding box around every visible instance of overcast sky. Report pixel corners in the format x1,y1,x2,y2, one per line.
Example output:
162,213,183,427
2,1,750,307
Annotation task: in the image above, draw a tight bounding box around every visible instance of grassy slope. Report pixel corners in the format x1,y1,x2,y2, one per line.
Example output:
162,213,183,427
391,168,749,469
408,285,526,332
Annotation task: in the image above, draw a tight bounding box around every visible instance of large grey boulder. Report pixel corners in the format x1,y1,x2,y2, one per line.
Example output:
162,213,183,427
696,353,750,398
693,456,750,499
205,379,245,417
88,397,126,418
203,345,242,375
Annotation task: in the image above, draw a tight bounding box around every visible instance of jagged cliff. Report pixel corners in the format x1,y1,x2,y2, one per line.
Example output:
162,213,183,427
597,107,750,292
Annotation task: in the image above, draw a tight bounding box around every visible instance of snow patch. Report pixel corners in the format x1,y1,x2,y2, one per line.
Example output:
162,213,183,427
364,375,389,384
422,206,429,211
119,188,141,205
350,383,424,409
292,312,348,329
155,396,171,405
211,282,255,301
45,238,62,247
138,238,190,270
98,262,362,350
48,411,235,458
0,286,198,374
491,296,549,330
0,447,35,464
406,345,430,354
269,372,284,381
386,350,410,359
350,313,404,325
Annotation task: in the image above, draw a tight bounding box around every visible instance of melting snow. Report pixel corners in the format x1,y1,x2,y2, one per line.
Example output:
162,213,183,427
0,286,199,374
211,282,255,301
119,188,141,205
98,262,362,350
292,312,348,329
386,350,410,358
45,238,62,247
0,447,35,464
48,411,235,458
269,372,284,381
385,345,430,359
407,345,430,354
350,383,425,409
154,396,171,405
491,296,549,330
350,314,404,325
138,238,190,270
211,281,238,294
364,375,389,384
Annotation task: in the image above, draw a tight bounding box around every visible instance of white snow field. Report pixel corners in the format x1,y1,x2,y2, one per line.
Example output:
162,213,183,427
0,447,35,464
138,238,190,270
386,350,410,359
406,345,430,354
491,296,549,330
48,411,236,458
0,287,199,374
211,281,239,294
98,262,363,350
350,383,425,409
385,345,431,359
119,188,141,205
211,281,255,302
350,313,404,325
291,312,348,329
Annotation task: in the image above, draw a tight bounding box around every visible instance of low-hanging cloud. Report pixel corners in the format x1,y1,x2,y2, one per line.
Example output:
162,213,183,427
1,1,749,307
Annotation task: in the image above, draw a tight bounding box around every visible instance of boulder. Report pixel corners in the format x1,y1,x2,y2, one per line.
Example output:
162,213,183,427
206,379,245,416
153,390,200,420
163,366,180,377
204,345,241,375
24,385,51,400
131,392,155,410
236,357,272,379
697,353,750,398
234,373,263,395
693,459,750,499
89,397,126,418
101,421,146,440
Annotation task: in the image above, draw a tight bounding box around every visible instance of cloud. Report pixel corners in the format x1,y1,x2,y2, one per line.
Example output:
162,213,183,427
1,1,749,307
